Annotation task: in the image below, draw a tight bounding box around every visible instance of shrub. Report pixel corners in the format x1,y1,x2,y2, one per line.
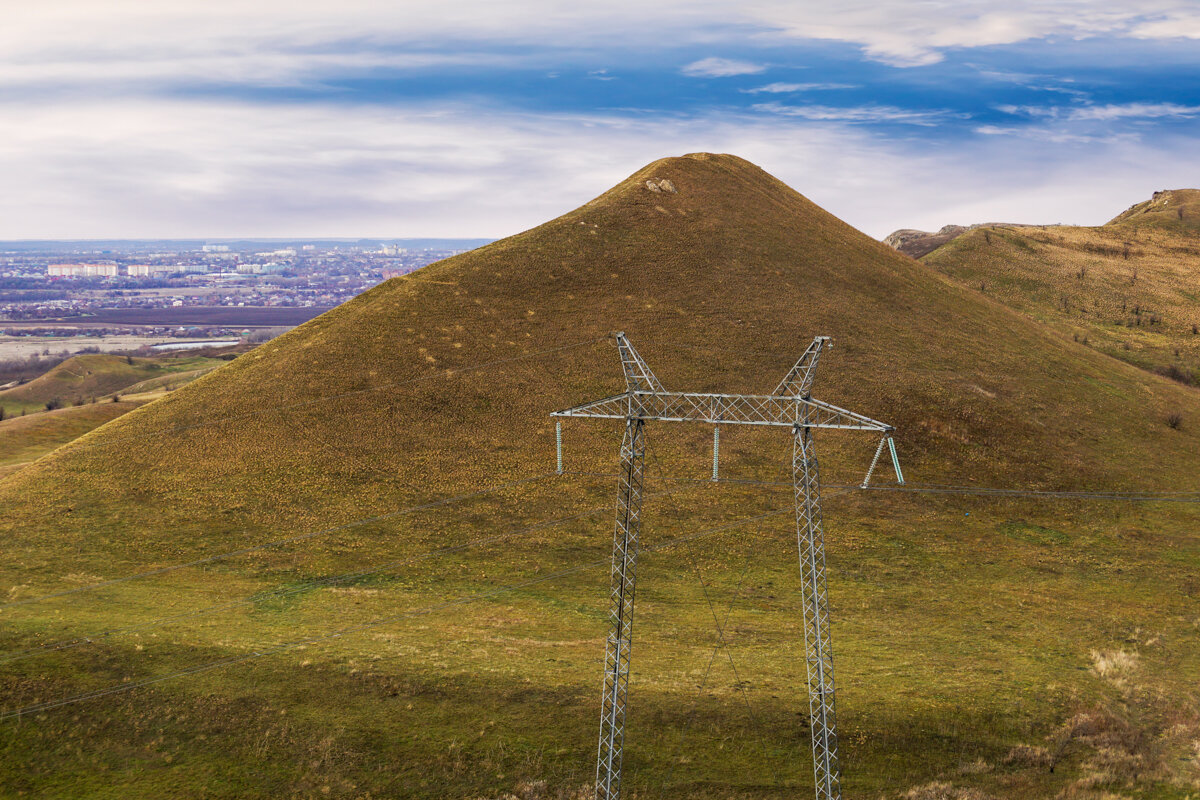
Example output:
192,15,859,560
1167,412,1183,430
45,397,63,411
1158,364,1196,386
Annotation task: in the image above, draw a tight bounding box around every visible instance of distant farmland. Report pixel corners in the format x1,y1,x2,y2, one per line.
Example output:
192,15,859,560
16,306,334,328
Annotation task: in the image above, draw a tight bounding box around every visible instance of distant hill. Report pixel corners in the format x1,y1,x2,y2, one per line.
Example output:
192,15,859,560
921,190,1200,390
0,399,143,477
3,156,1199,798
1107,188,1200,233
884,222,1045,258
0,353,220,417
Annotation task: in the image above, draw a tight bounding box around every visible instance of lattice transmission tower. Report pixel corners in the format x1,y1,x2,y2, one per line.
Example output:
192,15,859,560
552,332,901,800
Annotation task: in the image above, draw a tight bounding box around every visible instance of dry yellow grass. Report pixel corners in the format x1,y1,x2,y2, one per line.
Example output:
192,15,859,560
924,209,1200,389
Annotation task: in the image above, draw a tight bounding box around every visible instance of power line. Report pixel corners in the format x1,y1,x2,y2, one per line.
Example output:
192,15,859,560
1,506,787,721
2,488,689,664
561,470,1200,504
852,483,1200,502
49,335,608,455
0,471,557,610
643,432,785,788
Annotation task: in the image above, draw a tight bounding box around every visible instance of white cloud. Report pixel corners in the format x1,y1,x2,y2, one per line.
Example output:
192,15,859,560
0,98,1182,241
1068,102,1200,121
680,57,766,78
3,1,1193,85
997,101,1200,122
752,102,961,126
741,82,858,93
1133,13,1200,40
973,124,1121,144
0,50,521,89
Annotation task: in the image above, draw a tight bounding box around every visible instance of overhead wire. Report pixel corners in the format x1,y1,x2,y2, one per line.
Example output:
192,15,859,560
0,471,557,610
0,484,689,664
560,470,1200,504
0,506,789,721
45,335,609,455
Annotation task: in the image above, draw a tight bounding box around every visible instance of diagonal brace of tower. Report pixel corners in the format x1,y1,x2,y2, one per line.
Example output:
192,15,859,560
552,332,897,800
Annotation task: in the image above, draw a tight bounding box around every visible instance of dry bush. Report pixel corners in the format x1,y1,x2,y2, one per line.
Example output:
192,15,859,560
1003,743,1052,769
1090,649,1139,683
902,781,997,800
472,782,590,800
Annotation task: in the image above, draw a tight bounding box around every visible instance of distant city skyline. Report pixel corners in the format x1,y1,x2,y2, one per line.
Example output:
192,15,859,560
1,2,1198,239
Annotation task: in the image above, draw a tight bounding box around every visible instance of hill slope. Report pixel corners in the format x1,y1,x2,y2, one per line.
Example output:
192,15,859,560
0,353,219,416
0,399,144,476
1107,188,1200,233
3,155,1199,799
924,197,1200,386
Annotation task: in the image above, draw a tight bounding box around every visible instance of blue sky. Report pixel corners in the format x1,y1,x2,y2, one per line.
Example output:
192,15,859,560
1,2,1198,239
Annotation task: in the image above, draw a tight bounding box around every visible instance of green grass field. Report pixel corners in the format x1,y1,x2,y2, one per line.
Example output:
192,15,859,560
1,154,1198,798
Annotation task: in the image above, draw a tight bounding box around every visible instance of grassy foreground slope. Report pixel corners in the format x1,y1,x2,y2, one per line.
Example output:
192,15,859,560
2,155,1199,799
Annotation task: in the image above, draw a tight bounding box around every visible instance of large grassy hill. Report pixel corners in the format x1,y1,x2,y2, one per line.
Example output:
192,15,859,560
2,155,1199,799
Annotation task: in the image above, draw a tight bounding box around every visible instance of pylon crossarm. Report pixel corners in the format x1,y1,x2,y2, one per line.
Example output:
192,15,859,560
553,391,891,432
774,335,830,397
615,331,665,393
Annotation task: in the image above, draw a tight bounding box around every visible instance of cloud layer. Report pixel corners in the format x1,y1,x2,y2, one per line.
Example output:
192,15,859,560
4,1,1200,80
0,99,1185,239
0,3,1197,238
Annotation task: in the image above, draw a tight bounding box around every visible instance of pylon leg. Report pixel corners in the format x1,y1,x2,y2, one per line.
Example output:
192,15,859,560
794,425,842,800
595,417,646,800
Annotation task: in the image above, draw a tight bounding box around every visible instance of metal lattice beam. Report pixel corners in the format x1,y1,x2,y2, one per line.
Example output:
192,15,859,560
553,391,891,432
555,331,895,800
794,422,841,799
595,417,646,800
775,335,830,397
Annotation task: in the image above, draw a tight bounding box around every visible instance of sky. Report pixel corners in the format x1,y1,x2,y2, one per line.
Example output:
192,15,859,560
1,2,1198,239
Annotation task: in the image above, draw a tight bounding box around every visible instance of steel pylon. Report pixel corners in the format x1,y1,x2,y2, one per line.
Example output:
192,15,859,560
595,415,645,799
553,332,896,800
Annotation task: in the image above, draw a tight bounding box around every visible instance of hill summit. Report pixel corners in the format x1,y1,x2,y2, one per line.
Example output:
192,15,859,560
1106,188,1200,232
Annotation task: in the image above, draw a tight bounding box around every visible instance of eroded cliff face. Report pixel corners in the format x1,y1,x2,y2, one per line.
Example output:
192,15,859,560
883,225,970,258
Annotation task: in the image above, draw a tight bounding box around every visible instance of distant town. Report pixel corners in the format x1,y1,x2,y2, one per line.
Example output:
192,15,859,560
0,239,488,359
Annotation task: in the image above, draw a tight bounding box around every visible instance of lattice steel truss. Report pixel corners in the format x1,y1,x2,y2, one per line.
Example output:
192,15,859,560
553,332,900,800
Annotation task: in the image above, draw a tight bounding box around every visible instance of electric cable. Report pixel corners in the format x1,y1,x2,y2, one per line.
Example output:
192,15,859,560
1,506,789,721
560,470,1200,503
47,335,608,454
1,471,557,610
